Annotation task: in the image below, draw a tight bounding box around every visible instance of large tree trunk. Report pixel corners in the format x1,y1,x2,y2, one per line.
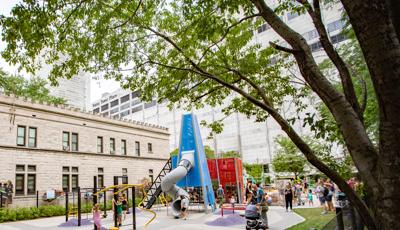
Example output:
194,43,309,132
341,1,400,229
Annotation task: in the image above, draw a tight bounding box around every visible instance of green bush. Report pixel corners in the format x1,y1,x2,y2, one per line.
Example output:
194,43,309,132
0,205,66,223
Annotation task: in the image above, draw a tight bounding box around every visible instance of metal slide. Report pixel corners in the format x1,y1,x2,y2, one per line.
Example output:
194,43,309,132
161,150,195,217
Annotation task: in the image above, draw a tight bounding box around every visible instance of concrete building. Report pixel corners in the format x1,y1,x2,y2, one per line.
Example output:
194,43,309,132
0,93,169,207
90,2,347,165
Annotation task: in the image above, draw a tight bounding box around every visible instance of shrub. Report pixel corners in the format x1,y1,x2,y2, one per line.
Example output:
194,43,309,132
0,205,65,223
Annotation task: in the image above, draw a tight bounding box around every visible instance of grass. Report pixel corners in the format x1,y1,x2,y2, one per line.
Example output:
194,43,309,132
286,208,336,230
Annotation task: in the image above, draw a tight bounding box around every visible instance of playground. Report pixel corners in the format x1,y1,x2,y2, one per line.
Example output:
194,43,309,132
0,114,306,229
0,205,304,230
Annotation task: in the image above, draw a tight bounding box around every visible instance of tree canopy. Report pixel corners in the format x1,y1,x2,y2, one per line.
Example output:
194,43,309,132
0,69,65,105
1,0,400,228
272,136,306,177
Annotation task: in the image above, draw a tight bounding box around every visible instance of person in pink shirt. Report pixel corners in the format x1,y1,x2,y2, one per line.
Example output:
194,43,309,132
92,203,102,230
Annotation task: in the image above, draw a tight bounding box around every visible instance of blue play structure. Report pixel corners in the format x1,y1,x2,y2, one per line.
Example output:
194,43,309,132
162,113,216,215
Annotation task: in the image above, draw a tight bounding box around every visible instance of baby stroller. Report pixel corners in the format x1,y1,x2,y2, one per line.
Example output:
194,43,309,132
245,204,267,230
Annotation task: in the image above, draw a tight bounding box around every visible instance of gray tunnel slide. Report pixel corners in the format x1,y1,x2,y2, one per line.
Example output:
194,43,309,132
161,150,194,217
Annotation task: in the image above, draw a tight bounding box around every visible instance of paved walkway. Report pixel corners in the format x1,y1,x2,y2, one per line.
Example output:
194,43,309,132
0,206,304,230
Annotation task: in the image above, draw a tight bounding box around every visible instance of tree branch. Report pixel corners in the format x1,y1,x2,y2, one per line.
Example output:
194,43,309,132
269,42,300,54
301,0,362,120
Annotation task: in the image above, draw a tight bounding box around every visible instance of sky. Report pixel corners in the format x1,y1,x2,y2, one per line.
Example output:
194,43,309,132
0,0,120,102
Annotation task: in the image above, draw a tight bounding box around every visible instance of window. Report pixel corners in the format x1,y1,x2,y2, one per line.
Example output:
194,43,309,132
327,20,345,33
131,91,141,99
71,133,78,151
310,41,323,52
17,126,26,146
62,175,70,192
28,127,37,147
97,137,103,153
135,141,140,156
148,143,153,153
330,33,347,44
110,99,119,108
122,168,128,175
15,164,36,196
63,166,70,173
120,103,130,111
121,140,127,155
71,175,79,191
120,94,130,103
110,107,119,114
63,132,70,150
144,100,157,109
132,106,143,113
27,174,36,195
257,23,270,33
263,164,269,173
303,29,319,41
98,175,104,188
131,99,141,107
72,167,79,173
110,138,115,154
101,103,109,112
93,108,100,114
120,110,130,118
15,174,25,195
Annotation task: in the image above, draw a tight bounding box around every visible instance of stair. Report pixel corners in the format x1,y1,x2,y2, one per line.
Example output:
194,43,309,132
141,157,172,209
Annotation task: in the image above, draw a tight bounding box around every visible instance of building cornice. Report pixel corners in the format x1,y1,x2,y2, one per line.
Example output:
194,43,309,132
0,145,169,161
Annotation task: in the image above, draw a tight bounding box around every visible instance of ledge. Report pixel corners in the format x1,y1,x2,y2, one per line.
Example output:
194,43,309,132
0,145,170,161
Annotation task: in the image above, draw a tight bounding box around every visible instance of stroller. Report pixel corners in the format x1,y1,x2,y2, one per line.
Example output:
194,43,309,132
245,204,267,230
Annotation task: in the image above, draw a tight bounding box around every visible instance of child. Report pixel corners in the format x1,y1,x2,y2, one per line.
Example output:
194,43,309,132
121,193,128,220
180,195,189,220
92,203,101,230
230,195,236,208
114,197,123,227
259,193,270,229
307,189,314,207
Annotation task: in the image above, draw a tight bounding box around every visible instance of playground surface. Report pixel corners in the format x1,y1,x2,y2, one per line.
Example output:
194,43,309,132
0,206,304,230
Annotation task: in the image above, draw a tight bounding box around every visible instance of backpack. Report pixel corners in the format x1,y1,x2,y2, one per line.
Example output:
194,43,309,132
323,187,329,197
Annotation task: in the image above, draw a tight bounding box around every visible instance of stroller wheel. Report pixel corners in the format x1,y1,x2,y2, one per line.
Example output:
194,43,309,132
246,227,251,230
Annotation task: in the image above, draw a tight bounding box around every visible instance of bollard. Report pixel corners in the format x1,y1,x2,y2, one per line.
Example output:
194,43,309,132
36,191,39,208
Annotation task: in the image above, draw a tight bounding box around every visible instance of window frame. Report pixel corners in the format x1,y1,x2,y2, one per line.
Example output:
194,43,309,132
63,132,70,150
62,174,70,192
121,140,127,155
27,127,37,148
15,174,25,196
27,174,36,195
17,125,26,146
97,136,103,153
148,143,153,153
135,141,140,156
110,138,116,154
71,133,78,151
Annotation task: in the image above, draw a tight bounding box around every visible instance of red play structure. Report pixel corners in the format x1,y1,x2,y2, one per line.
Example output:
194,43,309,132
207,157,245,203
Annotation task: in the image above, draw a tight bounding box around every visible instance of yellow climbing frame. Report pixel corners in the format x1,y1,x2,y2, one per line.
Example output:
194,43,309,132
92,184,157,229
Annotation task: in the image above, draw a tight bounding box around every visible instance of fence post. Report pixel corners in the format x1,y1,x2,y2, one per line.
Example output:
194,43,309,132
132,186,136,230
103,191,107,218
0,192,3,208
65,192,69,222
93,176,97,230
77,187,81,227
113,176,118,228
36,191,39,208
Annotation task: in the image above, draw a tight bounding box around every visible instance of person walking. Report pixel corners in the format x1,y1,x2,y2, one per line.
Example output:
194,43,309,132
256,183,264,204
284,183,293,212
259,192,270,229
316,180,329,214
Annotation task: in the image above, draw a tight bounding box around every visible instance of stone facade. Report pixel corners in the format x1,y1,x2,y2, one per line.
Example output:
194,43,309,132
0,94,169,207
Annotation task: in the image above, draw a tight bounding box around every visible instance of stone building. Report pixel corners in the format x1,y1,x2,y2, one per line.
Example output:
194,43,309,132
0,94,169,207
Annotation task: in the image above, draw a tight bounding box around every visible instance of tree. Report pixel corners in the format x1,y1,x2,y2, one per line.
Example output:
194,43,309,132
220,150,241,158
0,69,65,105
272,136,306,178
1,0,399,228
243,163,263,181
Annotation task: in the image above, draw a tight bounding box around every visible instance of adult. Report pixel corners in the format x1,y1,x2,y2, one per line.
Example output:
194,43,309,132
295,182,303,206
325,180,334,212
246,181,253,204
316,180,329,215
259,192,270,229
284,183,293,212
217,184,224,207
251,184,258,205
